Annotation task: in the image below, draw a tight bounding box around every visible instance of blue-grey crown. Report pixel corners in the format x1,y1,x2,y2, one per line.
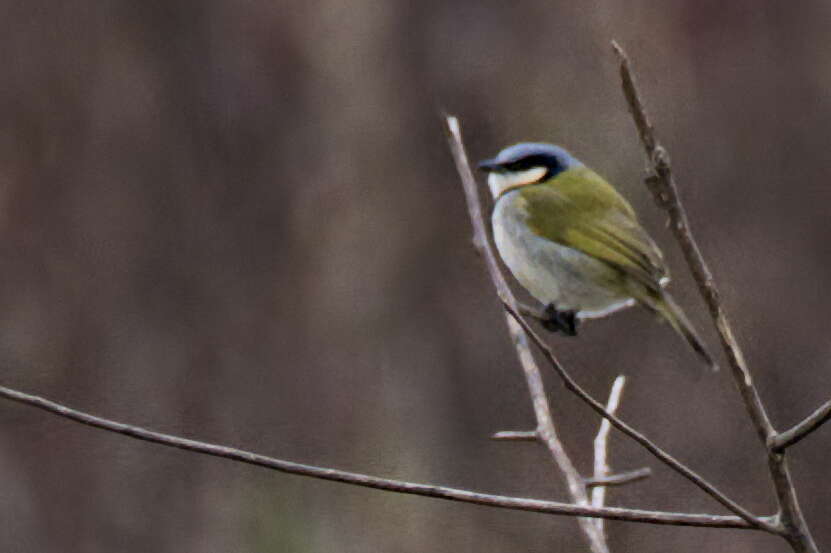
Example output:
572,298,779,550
495,143,582,170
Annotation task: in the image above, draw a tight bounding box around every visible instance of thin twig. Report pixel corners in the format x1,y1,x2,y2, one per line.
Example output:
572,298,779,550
772,399,831,451
0,383,757,529
491,430,538,441
592,376,627,537
585,468,652,489
611,41,815,552
443,114,777,535
505,316,608,553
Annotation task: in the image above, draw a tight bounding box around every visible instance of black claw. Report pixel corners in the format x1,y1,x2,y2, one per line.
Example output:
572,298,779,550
541,304,580,336
560,309,579,336
540,316,561,333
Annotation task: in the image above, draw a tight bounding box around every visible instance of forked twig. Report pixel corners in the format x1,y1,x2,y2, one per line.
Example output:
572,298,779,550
504,316,609,553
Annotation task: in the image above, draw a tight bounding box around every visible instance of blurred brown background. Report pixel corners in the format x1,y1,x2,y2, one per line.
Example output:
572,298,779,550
0,1,829,551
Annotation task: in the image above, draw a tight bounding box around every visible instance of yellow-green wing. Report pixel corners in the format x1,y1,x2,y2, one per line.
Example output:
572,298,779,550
520,167,668,291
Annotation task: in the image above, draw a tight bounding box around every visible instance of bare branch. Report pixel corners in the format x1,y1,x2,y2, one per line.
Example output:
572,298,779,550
491,430,538,441
585,468,653,489
772,398,831,451
0,383,759,529
611,41,814,551
611,40,771,438
505,316,608,553
443,114,776,534
592,375,627,536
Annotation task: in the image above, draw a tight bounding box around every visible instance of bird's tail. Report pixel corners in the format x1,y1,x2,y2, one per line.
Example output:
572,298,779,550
640,290,718,372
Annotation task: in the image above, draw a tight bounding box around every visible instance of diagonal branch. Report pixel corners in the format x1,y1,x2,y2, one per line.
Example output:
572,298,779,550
443,114,778,535
771,398,831,451
0,383,759,529
610,41,815,553
611,40,772,443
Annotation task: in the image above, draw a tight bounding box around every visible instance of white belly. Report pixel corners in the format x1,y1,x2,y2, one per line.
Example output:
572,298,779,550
491,193,634,319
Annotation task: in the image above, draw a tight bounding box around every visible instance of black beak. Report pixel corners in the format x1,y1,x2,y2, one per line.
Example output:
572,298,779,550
477,158,502,173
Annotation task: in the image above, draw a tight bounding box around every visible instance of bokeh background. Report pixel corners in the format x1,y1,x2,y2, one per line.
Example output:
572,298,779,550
0,1,829,551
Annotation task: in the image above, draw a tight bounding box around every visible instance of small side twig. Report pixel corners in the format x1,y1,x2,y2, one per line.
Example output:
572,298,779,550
585,468,653,489
772,398,831,451
491,430,538,441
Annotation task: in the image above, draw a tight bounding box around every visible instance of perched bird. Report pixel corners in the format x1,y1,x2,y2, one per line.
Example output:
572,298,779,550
478,142,716,370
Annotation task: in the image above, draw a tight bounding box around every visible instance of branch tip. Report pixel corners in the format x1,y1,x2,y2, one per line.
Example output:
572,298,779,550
610,40,625,59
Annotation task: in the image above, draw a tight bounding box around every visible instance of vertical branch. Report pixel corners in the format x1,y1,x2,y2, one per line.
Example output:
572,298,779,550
611,41,817,553
592,375,627,536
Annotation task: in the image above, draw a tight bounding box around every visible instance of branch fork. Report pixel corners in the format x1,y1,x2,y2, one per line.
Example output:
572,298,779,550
770,399,831,452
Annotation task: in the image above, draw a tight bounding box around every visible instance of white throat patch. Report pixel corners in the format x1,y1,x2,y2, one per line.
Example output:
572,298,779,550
487,166,548,199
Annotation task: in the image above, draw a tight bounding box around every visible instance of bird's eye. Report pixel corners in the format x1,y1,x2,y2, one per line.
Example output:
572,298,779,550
506,160,529,172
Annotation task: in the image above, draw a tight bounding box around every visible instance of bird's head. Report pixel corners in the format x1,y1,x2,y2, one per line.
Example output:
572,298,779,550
478,143,582,199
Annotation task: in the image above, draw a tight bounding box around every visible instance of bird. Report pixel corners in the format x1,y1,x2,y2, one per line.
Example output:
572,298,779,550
478,142,716,370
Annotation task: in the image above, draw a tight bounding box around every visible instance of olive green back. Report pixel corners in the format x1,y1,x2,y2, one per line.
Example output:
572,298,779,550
519,166,668,292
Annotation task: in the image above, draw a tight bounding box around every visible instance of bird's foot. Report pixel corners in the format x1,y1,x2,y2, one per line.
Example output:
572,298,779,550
541,304,579,336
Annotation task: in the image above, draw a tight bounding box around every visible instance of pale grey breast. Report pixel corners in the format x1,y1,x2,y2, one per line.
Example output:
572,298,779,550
491,191,635,319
